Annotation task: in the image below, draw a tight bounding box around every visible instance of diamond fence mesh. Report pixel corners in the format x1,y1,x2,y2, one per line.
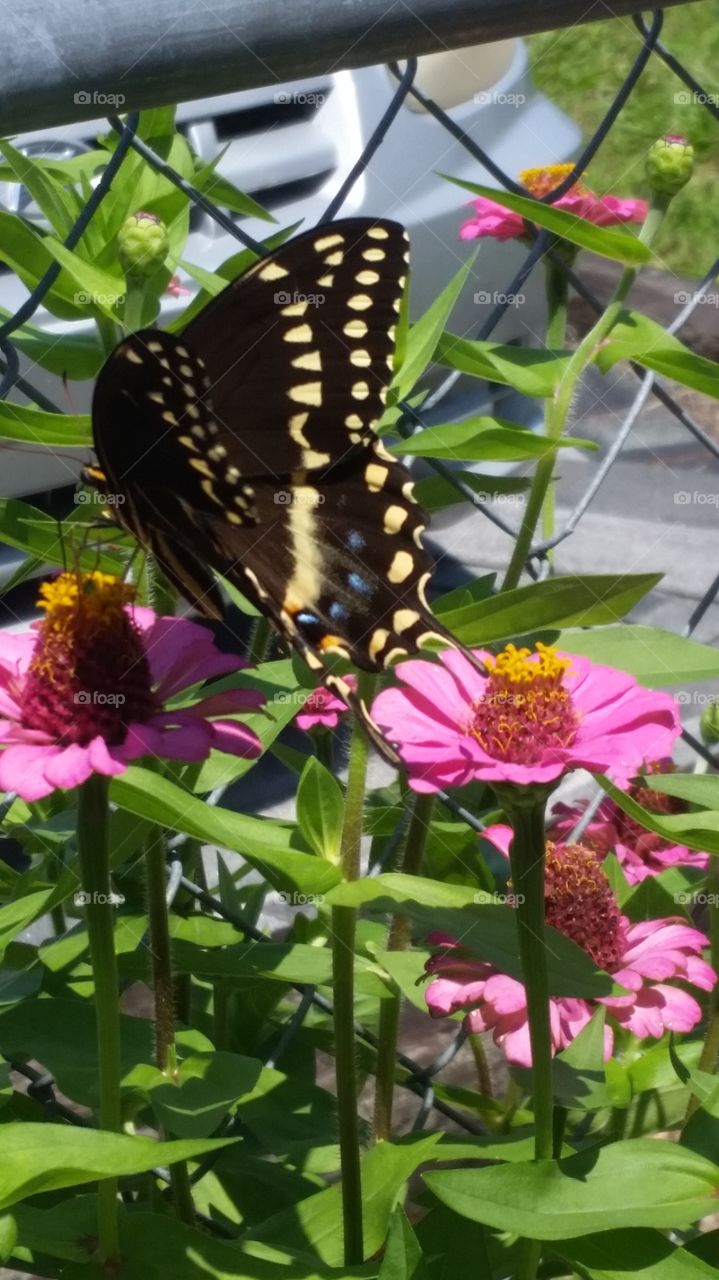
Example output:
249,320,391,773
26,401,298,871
0,3,718,1206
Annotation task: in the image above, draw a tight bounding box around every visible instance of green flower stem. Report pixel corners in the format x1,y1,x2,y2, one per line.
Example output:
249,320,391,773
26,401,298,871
505,800,553,1158
144,826,194,1225
332,672,375,1265
468,1032,493,1101
687,856,719,1117
77,774,121,1267
122,276,148,335
539,255,570,552
311,727,335,772
374,793,435,1141
504,797,552,1280
502,200,669,593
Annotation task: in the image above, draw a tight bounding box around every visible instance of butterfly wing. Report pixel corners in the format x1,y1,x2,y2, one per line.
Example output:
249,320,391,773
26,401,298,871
90,217,464,760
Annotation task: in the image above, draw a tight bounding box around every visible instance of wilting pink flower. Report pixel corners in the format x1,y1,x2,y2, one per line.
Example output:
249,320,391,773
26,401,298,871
0,572,265,802
371,643,680,794
549,760,708,884
296,675,356,732
425,837,714,1065
461,163,648,242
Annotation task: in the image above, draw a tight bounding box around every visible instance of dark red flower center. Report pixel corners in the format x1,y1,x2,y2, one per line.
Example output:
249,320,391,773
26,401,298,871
616,760,687,859
19,572,156,747
467,643,579,764
543,840,627,970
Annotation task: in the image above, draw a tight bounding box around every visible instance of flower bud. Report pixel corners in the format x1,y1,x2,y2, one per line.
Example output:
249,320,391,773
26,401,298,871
700,702,719,746
646,135,694,196
117,211,169,278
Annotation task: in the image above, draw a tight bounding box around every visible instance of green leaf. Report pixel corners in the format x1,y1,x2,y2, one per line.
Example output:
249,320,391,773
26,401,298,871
125,939,390,998
147,1051,263,1138
0,1213,16,1263
0,1124,233,1210
558,625,719,685
42,236,125,320
596,309,719,399
436,332,569,396
553,1229,719,1280
379,1207,426,1280
0,499,125,575
247,1134,441,1264
391,418,595,461
434,574,660,643
597,775,719,856
413,471,529,513
326,874,615,997
0,890,61,963
0,402,91,448
296,757,344,862
111,765,341,895
445,176,652,265
192,152,273,222
0,138,75,236
0,212,89,320
392,256,475,402
424,1139,719,1239
0,310,103,378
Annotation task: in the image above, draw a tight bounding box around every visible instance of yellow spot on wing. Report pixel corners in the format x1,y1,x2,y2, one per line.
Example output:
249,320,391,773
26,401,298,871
368,227,389,240
289,382,323,407
388,550,414,584
284,324,313,343
289,412,311,447
348,294,373,311
292,351,322,372
394,608,420,633
369,628,390,660
383,504,408,534
125,348,143,364
281,301,308,317
344,318,368,338
365,463,388,492
314,233,344,251
258,260,290,281
356,269,380,286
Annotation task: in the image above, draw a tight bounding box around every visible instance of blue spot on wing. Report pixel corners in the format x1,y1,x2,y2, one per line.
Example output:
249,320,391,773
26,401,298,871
329,601,348,622
347,530,365,552
296,610,319,626
348,571,372,595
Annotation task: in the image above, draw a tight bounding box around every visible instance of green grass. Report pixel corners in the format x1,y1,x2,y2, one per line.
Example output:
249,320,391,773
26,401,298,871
528,1,719,277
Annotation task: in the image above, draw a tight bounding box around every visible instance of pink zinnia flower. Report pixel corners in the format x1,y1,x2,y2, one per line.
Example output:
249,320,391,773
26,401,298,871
296,675,356,732
460,163,648,242
550,760,709,884
371,643,680,794
425,838,715,1066
0,572,265,802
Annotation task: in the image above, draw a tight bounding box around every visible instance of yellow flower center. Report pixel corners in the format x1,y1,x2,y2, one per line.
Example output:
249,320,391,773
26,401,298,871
519,163,585,199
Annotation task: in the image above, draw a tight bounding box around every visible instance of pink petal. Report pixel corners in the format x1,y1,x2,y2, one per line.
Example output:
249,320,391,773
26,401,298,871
481,824,513,859
0,743,62,802
42,743,95,791
208,719,263,758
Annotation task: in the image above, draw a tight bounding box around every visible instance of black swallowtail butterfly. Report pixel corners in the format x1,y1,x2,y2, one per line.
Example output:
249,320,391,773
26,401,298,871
88,218,470,763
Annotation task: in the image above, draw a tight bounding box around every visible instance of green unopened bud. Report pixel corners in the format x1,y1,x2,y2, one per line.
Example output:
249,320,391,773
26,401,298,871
117,211,169,278
646,135,694,196
700,701,719,746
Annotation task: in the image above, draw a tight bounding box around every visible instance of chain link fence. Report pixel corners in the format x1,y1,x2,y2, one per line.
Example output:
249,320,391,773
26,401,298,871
1,3,718,1227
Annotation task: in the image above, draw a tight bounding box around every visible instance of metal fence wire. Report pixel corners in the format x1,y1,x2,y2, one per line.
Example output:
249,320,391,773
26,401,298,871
2,4,719,1206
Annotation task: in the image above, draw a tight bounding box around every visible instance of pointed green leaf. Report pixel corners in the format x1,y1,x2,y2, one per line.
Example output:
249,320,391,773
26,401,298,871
391,418,595,461
0,403,91,448
558,625,719,685
392,256,476,401
597,309,719,399
425,1140,719,1239
296,757,345,862
436,332,569,396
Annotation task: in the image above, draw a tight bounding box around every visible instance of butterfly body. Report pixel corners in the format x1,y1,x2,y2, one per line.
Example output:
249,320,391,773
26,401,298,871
89,218,468,759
